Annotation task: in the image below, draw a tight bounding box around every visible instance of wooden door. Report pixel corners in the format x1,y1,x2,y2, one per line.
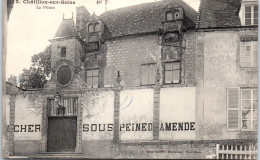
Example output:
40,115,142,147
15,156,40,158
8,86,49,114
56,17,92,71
47,117,77,152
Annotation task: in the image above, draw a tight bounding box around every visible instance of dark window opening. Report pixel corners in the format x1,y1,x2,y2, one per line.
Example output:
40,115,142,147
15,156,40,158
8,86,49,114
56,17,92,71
86,42,99,52
174,11,180,19
57,65,71,86
61,47,66,58
88,23,94,32
48,97,78,117
94,22,100,31
164,32,179,43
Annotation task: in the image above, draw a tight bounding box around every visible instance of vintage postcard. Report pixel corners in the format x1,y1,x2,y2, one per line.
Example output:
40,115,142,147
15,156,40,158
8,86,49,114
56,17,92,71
2,0,258,159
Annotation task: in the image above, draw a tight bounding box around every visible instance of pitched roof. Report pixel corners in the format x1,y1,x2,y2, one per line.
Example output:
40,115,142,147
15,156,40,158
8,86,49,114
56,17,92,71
99,0,197,38
54,18,77,38
197,0,241,28
89,12,99,20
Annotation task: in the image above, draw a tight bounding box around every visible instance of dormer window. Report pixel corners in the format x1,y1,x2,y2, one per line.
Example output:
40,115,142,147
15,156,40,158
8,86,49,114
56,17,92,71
88,23,94,32
94,22,100,31
166,11,173,21
240,0,258,25
174,11,180,19
245,5,258,25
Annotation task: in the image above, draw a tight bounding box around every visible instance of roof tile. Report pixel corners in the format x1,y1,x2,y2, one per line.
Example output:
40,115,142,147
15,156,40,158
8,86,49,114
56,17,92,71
197,0,241,28
54,18,77,38
99,0,197,38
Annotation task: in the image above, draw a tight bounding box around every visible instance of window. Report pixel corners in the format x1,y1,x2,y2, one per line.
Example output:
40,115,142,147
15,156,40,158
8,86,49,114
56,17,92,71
141,63,156,85
61,47,66,58
86,42,99,52
86,69,99,88
174,11,180,19
240,41,258,67
48,97,78,117
245,5,258,25
57,65,71,86
166,12,173,21
164,32,179,43
164,61,181,84
94,22,100,32
227,88,258,131
241,89,257,130
88,23,94,32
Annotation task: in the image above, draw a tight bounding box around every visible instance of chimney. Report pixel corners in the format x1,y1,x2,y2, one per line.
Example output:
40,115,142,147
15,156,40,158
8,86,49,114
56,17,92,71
7,75,17,86
76,6,90,30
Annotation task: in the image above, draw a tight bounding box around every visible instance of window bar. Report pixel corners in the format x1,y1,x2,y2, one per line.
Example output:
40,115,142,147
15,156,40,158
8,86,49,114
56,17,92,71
67,98,69,116
66,98,71,116
72,98,74,116
71,98,73,116
53,99,55,116
73,98,75,116
73,98,77,116
63,98,66,116
47,100,50,116
49,99,51,116
69,98,71,116
71,98,74,116
50,99,53,116
49,100,51,116
62,98,65,116
76,97,78,116
68,98,70,116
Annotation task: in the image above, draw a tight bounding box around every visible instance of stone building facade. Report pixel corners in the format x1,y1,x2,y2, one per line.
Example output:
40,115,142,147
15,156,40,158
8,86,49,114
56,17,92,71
4,0,258,159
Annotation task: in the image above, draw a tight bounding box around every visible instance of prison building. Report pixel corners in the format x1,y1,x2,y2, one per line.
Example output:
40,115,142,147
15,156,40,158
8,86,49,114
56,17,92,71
4,0,258,159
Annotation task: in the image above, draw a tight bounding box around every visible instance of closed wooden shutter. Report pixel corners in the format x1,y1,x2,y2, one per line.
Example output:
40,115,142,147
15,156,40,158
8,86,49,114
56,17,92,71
141,65,149,85
104,67,114,87
227,88,240,130
148,64,156,85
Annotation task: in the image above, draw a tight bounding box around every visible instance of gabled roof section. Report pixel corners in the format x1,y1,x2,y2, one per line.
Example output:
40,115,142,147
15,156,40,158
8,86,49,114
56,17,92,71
100,0,197,38
54,18,77,38
89,12,99,20
197,0,242,29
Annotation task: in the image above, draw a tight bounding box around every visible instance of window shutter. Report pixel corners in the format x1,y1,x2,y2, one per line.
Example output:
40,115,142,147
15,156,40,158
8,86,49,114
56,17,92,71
227,88,240,130
148,64,156,85
104,67,113,87
141,65,148,85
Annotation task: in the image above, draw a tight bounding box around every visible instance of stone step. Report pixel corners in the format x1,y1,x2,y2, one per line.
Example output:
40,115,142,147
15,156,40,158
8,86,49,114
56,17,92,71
29,155,86,159
29,152,86,159
38,152,83,155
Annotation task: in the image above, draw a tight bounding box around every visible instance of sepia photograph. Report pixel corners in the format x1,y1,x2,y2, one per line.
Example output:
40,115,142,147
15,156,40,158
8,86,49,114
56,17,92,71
2,0,258,159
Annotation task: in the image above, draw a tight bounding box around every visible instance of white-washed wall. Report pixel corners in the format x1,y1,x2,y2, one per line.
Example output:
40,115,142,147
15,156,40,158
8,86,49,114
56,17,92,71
82,91,114,140
119,89,154,140
160,87,196,140
14,94,43,140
